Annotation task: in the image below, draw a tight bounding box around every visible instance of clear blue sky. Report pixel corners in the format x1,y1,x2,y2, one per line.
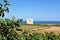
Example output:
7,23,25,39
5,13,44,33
0,0,60,21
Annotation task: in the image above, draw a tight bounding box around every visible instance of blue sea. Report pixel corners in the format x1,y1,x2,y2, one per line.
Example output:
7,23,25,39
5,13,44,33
21,21,60,24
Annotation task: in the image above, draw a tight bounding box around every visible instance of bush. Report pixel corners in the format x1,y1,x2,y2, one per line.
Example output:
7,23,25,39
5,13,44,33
19,31,60,40
0,17,22,40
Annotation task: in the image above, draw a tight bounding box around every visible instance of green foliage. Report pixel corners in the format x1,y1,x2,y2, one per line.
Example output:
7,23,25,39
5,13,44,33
19,31,60,40
0,0,10,17
0,17,22,40
0,34,2,40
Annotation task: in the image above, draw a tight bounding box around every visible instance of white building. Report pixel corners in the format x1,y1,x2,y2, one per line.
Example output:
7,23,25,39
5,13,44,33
26,18,33,24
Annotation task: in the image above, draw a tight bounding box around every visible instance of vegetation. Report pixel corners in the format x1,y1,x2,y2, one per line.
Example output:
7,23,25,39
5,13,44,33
24,24,60,26
18,30,60,40
0,17,22,40
0,0,10,17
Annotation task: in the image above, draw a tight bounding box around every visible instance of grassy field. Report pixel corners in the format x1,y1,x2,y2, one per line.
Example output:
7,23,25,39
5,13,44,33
19,24,60,34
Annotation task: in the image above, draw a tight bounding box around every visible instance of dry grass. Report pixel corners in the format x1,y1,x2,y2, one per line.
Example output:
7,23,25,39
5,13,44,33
20,24,60,34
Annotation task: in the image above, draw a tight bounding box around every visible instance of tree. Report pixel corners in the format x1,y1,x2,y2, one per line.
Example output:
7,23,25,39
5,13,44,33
0,0,10,17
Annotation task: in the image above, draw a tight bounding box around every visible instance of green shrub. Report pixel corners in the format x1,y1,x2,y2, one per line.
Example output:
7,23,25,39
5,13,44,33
0,17,22,40
19,31,60,40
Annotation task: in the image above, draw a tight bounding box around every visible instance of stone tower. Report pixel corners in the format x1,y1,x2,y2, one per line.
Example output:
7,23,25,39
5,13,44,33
27,18,33,24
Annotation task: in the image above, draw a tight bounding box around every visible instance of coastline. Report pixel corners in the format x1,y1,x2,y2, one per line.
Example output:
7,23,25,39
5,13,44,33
22,21,60,24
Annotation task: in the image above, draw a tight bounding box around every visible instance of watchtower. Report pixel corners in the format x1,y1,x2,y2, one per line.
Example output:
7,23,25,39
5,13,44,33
27,18,33,24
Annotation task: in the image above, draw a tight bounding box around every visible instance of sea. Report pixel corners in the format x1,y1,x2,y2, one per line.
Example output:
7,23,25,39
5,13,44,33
21,21,60,24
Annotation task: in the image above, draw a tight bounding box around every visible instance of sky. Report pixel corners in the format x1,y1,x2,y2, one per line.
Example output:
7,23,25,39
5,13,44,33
0,0,60,21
